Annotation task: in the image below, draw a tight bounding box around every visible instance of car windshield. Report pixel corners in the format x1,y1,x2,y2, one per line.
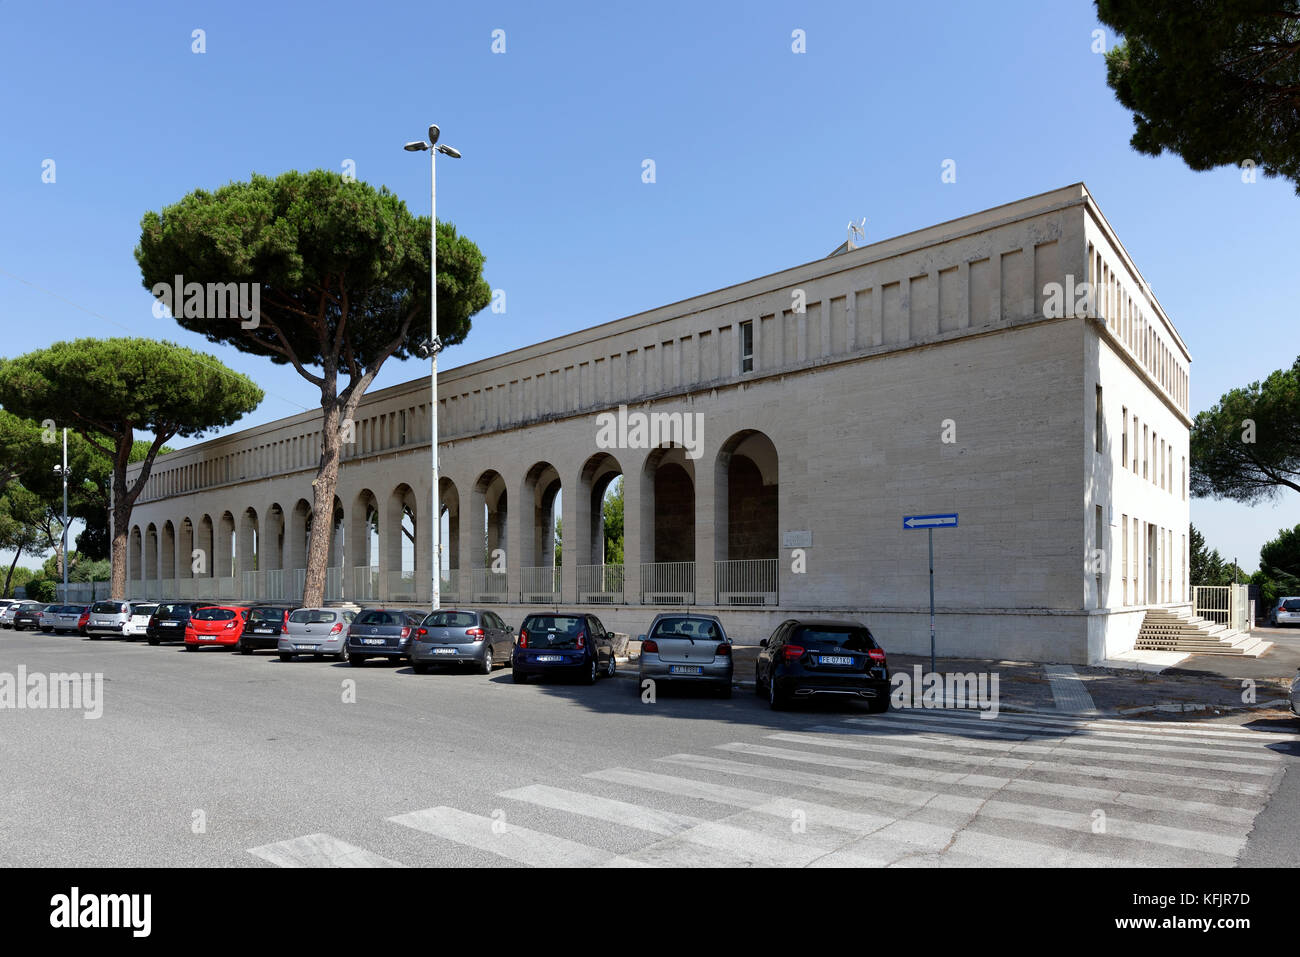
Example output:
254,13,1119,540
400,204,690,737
652,617,721,641
792,626,875,652
193,608,237,621
91,601,124,614
423,611,477,628
1282,599,1300,612
290,610,337,624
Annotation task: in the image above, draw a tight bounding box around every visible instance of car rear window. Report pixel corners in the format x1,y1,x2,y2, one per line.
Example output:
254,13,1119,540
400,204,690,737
1282,599,1300,611
290,610,337,624
355,610,406,626
132,604,158,616
157,604,192,618
522,616,585,648
193,608,237,621
91,601,125,614
792,626,876,652
424,611,477,628
651,617,721,641
248,607,289,622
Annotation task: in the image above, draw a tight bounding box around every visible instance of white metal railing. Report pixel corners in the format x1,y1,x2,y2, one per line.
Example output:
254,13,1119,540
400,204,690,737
177,578,195,600
265,569,284,601
1193,585,1230,625
353,566,379,601
1231,583,1250,632
218,576,238,600
292,568,307,600
471,568,508,603
520,565,561,603
440,569,461,604
639,561,695,605
159,578,177,599
242,571,260,600
196,578,217,600
326,566,343,602
390,570,417,602
577,564,624,604
715,558,779,606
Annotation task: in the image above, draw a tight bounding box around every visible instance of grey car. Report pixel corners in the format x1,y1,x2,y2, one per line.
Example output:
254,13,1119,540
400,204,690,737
85,599,133,638
40,605,88,634
410,609,514,675
345,608,428,666
277,607,356,661
637,613,733,697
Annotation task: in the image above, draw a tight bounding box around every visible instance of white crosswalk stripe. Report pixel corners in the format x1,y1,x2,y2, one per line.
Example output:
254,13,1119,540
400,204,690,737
246,711,1297,868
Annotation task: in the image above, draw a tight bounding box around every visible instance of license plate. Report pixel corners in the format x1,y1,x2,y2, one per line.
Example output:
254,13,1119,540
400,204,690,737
362,638,386,645
434,648,456,655
254,627,274,634
669,665,703,675
819,655,853,666
198,636,215,641
536,655,562,662
295,644,314,651
162,621,179,627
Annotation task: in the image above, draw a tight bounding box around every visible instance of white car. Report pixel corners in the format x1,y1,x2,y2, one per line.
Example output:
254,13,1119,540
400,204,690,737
0,600,20,628
123,602,158,638
1269,597,1300,628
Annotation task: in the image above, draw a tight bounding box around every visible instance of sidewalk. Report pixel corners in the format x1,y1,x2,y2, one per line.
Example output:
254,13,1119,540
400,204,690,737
616,641,1296,720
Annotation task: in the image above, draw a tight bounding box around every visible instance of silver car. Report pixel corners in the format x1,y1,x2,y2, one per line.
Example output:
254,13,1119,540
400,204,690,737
85,599,133,638
637,613,733,697
410,608,515,674
0,600,22,628
39,605,88,634
1269,597,1300,628
277,607,357,661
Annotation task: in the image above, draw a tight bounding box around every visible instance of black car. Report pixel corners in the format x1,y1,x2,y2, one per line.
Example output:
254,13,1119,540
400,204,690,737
238,604,298,654
346,608,428,666
12,602,49,632
756,618,890,712
146,601,199,645
512,612,617,685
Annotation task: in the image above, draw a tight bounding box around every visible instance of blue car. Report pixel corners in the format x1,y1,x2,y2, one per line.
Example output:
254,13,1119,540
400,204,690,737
512,612,616,685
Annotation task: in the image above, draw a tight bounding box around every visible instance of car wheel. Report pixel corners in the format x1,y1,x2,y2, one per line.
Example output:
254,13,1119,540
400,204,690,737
279,653,293,662
350,655,366,667
718,681,733,699
584,658,598,685
412,662,429,675
606,655,616,678
184,644,197,652
512,668,527,684
865,696,889,714
481,648,493,675
239,643,253,655
147,637,159,646
755,665,765,696
769,674,786,711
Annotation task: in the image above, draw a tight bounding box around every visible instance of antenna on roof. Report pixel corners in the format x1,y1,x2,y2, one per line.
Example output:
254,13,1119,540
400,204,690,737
847,218,866,250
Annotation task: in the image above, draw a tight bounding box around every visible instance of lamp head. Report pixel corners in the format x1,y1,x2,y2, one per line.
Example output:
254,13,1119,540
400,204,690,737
428,124,440,146
437,145,461,158
404,141,428,152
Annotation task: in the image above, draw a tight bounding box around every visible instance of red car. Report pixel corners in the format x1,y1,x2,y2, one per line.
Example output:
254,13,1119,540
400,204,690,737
184,605,251,651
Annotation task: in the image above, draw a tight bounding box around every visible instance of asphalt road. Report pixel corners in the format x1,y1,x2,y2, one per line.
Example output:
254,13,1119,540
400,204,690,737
2,630,1297,868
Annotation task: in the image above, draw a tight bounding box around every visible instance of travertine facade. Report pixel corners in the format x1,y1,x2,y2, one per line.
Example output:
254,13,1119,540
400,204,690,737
124,184,1191,664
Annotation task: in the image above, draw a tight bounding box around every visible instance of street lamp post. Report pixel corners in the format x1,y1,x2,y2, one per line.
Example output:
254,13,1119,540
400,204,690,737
405,125,462,612
53,428,69,599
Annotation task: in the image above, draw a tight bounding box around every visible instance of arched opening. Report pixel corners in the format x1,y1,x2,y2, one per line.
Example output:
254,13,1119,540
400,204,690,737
196,515,215,579
714,430,779,605
129,526,144,582
387,484,418,601
238,507,259,593
350,489,380,600
263,504,286,599
438,477,460,600
639,445,696,602
178,518,195,582
161,520,176,583
144,524,159,582
520,462,562,601
326,496,345,600
288,500,312,590
217,511,236,585
471,470,508,601
577,452,625,602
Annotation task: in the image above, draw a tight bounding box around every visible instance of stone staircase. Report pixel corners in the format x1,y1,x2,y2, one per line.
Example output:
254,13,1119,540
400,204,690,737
1135,608,1272,657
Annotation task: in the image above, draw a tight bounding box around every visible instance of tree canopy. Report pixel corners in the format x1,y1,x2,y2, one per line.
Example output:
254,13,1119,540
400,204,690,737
0,339,263,597
136,169,492,606
1190,356,1300,503
1098,0,1300,193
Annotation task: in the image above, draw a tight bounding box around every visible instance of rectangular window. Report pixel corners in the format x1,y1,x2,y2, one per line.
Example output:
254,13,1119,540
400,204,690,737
1132,415,1139,471
1121,406,1128,469
1142,425,1148,478
1181,456,1186,500
1095,505,1104,608
1095,385,1103,453
399,410,408,446
739,320,754,374
1121,514,1129,606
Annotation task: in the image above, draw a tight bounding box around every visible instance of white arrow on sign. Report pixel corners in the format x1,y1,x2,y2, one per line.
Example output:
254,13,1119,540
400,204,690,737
903,513,958,529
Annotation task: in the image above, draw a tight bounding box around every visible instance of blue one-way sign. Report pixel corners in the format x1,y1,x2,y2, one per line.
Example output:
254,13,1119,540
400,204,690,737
903,512,958,530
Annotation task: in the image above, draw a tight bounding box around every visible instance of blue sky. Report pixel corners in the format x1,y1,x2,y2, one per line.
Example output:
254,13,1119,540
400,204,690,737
2,0,1295,573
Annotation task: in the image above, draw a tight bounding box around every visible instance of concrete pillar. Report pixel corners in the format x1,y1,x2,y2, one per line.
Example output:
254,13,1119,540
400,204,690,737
695,453,715,607
562,467,580,603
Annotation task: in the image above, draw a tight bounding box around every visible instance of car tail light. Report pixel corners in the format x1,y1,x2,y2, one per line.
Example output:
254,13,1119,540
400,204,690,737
400,626,411,639
868,648,887,664
415,627,428,638
576,629,586,650
519,628,528,647
642,638,658,654
224,621,236,629
782,644,805,661
466,627,485,638
330,622,344,635
715,643,731,656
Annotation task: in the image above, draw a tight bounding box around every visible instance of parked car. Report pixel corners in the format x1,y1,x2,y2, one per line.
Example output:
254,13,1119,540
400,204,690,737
411,609,515,675
13,602,50,632
183,605,251,651
756,618,890,712
0,598,18,624
123,602,158,639
637,613,732,697
0,600,28,628
39,605,89,635
85,600,134,639
147,602,200,645
346,608,427,666
1268,597,1300,628
277,607,357,661
512,612,616,685
238,604,299,655
77,607,90,634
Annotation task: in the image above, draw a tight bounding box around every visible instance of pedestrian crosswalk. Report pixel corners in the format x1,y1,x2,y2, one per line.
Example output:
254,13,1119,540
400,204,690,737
246,707,1296,868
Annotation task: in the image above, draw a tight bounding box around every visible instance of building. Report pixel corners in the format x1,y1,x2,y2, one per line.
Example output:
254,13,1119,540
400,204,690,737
123,184,1192,664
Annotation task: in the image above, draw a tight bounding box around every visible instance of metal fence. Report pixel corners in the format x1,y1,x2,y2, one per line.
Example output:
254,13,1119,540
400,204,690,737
577,564,624,604
714,559,779,606
1193,584,1251,632
639,561,695,605
55,582,113,603
471,568,509,603
520,566,561,603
